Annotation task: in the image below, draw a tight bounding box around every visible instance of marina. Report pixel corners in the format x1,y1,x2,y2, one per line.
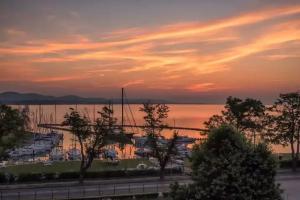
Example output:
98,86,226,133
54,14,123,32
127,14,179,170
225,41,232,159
0,1,299,199
4,102,291,167
8,131,63,160
4,89,208,166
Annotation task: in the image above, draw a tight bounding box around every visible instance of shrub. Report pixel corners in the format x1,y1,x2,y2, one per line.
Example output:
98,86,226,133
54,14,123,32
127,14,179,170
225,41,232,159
0,167,183,183
17,173,42,182
58,171,79,179
0,173,6,183
43,172,57,180
279,160,300,168
6,173,15,183
171,126,282,200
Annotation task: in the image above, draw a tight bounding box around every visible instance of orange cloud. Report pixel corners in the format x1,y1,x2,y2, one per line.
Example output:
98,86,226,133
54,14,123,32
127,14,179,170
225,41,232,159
264,54,300,60
22,5,299,79
122,79,144,87
1,4,300,56
1,3,300,93
186,83,216,92
32,75,90,83
205,20,300,66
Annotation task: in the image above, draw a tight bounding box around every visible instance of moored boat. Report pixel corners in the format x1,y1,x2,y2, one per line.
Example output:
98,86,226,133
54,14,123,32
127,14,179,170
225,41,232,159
67,148,81,160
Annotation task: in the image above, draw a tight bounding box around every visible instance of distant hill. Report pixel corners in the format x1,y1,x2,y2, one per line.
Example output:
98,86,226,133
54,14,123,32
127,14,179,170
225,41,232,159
0,92,171,105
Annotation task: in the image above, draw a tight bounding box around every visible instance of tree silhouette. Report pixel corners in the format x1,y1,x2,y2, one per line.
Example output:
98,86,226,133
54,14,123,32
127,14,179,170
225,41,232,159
140,103,178,180
263,92,300,171
204,96,266,143
63,106,129,183
171,126,282,200
0,105,29,159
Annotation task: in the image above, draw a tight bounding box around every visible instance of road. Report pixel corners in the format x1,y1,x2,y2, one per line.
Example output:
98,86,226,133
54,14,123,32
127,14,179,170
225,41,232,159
277,174,300,200
0,174,299,200
0,176,191,200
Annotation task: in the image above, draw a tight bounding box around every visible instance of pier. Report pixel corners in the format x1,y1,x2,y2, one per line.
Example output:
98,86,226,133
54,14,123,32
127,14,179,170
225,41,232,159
38,123,209,133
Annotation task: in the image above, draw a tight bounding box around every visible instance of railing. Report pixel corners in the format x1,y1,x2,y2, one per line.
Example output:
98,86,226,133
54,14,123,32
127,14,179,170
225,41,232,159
38,123,209,132
0,182,174,200
0,181,291,200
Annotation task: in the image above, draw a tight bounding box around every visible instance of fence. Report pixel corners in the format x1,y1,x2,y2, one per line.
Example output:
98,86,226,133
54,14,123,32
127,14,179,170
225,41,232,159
0,181,172,200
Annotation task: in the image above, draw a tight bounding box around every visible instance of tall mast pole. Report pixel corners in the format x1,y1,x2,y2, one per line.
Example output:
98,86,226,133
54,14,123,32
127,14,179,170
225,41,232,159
93,104,95,123
121,88,124,132
54,104,57,124
39,104,41,124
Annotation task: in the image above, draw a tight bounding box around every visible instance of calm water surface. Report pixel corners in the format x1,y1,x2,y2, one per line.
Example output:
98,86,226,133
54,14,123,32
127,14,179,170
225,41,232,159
13,104,290,155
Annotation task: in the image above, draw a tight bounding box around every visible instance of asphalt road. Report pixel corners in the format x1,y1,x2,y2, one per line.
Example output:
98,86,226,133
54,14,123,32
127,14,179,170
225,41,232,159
0,174,299,200
277,175,300,200
0,176,191,200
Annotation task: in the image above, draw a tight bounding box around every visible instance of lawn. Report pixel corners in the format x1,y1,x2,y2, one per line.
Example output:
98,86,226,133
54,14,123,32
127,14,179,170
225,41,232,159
0,159,152,175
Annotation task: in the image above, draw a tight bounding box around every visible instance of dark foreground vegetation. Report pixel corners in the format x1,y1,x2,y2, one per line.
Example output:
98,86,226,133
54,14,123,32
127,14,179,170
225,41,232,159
0,105,29,159
204,92,300,172
140,103,179,180
171,126,282,200
0,167,182,184
0,91,299,200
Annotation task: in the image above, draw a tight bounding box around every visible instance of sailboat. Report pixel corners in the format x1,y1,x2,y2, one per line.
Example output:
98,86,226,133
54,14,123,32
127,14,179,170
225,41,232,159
118,88,138,136
67,147,81,160
49,147,64,161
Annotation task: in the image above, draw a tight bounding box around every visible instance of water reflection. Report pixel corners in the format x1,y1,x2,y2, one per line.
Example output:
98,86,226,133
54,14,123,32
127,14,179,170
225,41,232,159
12,104,290,156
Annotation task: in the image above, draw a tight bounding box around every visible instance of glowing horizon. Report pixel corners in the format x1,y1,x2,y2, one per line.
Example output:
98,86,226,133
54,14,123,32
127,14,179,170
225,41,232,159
0,0,299,103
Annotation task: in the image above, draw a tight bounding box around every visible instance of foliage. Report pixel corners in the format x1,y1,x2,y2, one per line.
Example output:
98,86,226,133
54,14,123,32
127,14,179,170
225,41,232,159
0,168,182,183
279,160,300,169
263,92,300,171
171,125,282,200
0,159,151,175
140,103,178,180
204,96,266,142
63,106,129,183
0,105,29,158
140,103,169,135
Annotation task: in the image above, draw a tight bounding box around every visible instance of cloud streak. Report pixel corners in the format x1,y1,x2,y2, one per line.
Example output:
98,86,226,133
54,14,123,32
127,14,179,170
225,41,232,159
1,4,300,54
0,3,300,96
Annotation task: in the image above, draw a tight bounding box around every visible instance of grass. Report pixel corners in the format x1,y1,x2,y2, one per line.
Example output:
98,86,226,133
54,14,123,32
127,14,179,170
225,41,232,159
0,159,152,175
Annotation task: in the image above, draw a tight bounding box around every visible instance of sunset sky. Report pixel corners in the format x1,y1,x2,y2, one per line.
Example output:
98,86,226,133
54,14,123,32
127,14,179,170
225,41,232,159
0,0,299,103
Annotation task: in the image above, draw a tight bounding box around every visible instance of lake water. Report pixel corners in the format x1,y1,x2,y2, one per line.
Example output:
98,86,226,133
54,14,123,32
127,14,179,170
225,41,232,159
13,104,290,156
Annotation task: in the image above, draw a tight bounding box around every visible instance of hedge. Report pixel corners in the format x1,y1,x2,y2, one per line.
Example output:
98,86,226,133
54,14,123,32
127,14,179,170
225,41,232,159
0,168,182,184
279,160,300,169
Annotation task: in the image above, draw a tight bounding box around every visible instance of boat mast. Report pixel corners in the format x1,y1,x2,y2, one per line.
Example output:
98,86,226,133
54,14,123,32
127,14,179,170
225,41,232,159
39,104,42,124
93,104,95,122
121,88,124,132
54,104,57,124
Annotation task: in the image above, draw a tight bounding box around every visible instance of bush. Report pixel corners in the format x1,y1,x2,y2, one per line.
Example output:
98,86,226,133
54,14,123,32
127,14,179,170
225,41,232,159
0,167,183,184
17,173,42,182
171,126,282,200
84,170,125,179
0,173,6,183
7,173,15,183
0,173,15,184
58,171,79,179
279,160,300,168
43,172,57,180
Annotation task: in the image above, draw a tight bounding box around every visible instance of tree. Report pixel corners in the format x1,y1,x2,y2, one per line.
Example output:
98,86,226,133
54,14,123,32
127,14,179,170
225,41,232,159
0,105,29,159
171,125,282,200
263,92,300,171
204,96,266,143
139,103,178,180
63,106,128,183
